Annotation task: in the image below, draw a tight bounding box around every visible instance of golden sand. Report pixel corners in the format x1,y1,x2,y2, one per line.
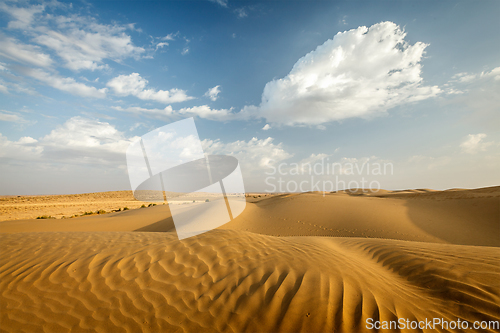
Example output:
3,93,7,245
0,187,499,332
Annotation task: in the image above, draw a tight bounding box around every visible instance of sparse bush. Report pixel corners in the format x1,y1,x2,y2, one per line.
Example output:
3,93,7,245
141,204,146,208
123,207,129,211
36,215,54,219
148,203,156,207
205,199,209,202
82,211,93,216
96,209,106,214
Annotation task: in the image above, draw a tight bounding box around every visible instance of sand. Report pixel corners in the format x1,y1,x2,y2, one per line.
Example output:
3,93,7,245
0,191,244,222
0,187,499,332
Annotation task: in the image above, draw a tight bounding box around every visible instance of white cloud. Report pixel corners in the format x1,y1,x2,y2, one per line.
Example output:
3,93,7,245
204,85,221,101
262,124,271,130
113,104,234,121
179,105,233,121
209,0,228,8
447,67,500,130
112,105,174,118
33,23,144,71
42,116,133,151
451,72,477,84
1,116,138,165
0,2,45,29
0,78,39,96
20,67,107,98
235,8,247,18
0,110,28,123
155,42,169,51
0,2,145,71
181,47,189,55
450,67,500,86
0,133,43,160
107,73,193,103
161,32,179,41
0,35,53,68
129,122,147,131
460,133,493,154
202,137,293,171
242,21,440,126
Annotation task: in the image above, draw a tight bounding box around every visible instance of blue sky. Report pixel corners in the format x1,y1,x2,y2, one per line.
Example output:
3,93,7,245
0,0,499,195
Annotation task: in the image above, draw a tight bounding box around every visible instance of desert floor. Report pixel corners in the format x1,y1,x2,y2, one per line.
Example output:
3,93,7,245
0,187,499,332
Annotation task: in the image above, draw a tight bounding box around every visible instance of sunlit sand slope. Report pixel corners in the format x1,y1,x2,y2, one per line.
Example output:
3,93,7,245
1,230,499,333
223,187,500,246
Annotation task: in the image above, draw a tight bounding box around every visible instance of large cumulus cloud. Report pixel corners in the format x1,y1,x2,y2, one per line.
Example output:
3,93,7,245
243,22,440,126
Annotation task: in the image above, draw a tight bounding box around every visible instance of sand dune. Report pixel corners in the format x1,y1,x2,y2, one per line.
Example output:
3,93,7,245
222,187,500,247
0,187,499,332
1,231,499,333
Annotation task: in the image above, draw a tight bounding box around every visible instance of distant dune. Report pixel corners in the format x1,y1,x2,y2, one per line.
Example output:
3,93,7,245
0,187,499,332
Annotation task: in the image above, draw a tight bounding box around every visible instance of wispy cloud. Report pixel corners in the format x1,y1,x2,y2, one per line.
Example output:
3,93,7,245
445,66,500,130
107,73,193,103
0,116,137,164
0,2,145,72
204,85,221,101
19,67,107,98
0,35,53,68
0,2,45,29
113,104,234,121
0,110,29,123
209,0,228,8
234,8,247,18
202,137,293,172
460,133,493,154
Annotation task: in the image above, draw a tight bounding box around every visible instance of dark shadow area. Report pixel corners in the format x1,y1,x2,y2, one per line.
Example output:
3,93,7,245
402,186,500,247
134,216,176,232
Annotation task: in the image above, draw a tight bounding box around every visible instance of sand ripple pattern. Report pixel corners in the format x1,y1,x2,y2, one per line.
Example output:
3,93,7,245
1,231,499,332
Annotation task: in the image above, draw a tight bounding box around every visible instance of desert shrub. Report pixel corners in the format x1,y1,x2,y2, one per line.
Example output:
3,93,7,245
141,204,146,208
36,215,53,219
96,209,106,214
148,203,156,207
205,199,209,202
123,207,129,211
